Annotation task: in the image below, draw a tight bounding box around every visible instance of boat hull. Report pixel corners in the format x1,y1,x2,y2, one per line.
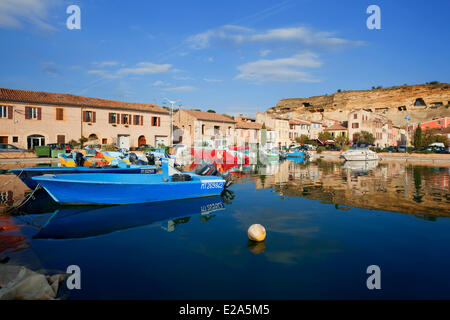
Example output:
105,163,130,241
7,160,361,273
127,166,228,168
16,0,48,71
286,151,306,158
33,173,225,205
11,166,157,189
342,154,378,161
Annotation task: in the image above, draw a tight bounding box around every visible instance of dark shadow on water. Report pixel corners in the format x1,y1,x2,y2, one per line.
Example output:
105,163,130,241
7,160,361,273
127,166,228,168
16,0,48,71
30,196,228,240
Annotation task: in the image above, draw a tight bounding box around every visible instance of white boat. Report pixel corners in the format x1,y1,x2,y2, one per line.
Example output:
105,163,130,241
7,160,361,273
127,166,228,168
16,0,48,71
341,147,378,161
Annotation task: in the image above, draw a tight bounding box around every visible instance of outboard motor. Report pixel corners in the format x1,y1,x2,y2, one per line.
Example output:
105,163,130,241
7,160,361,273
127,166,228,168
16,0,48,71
75,152,85,167
195,163,217,176
128,153,138,164
145,153,155,165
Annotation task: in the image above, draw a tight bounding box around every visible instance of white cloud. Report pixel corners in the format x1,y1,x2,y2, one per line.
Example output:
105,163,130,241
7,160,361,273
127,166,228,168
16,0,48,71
41,61,59,76
235,52,321,83
152,80,165,86
207,57,214,62
187,25,364,50
164,86,197,92
87,70,119,79
117,62,172,75
203,78,223,83
260,49,271,57
93,61,119,68
0,0,56,30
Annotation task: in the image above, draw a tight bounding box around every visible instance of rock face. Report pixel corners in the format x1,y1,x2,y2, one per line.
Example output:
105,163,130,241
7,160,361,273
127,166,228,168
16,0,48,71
270,83,450,126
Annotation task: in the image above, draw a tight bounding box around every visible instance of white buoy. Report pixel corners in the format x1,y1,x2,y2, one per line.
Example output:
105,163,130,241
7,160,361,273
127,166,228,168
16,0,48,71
247,224,266,242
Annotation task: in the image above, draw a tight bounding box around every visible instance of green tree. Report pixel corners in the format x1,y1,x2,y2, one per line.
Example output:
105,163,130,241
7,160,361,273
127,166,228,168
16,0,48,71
318,131,333,140
335,134,348,146
207,109,216,113
261,122,266,129
413,126,423,149
353,131,375,145
295,134,309,145
78,136,88,148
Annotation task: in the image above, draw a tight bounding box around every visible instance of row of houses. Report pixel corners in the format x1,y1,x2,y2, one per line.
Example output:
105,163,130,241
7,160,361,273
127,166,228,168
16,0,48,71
1,88,448,151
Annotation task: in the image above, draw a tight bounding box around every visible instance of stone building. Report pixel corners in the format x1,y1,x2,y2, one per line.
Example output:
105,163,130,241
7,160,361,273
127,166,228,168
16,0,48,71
173,109,236,146
0,88,170,150
289,119,311,142
256,112,290,148
323,123,348,139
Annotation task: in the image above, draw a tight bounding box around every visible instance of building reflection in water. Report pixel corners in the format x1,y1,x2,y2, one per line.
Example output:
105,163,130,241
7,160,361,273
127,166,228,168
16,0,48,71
235,159,450,218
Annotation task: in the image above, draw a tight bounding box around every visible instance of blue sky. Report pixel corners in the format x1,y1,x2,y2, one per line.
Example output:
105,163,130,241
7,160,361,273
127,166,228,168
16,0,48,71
0,0,449,116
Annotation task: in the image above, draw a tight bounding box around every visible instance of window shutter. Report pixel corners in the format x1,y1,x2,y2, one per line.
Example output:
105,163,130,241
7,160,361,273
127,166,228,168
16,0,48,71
83,111,87,122
134,115,137,125
108,113,113,123
8,106,13,119
37,107,42,120
158,117,161,127
129,114,132,124
121,114,125,124
25,107,30,119
140,116,143,126
116,113,120,124
93,112,96,123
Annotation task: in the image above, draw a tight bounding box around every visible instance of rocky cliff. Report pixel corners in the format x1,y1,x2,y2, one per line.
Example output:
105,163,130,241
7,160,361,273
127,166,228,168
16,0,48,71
270,83,450,126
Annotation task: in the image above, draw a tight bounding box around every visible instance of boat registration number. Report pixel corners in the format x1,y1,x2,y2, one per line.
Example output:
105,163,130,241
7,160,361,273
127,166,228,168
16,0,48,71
200,181,225,190
140,168,156,174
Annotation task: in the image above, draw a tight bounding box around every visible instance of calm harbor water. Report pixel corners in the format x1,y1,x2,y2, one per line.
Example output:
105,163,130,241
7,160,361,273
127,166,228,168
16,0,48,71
1,159,450,299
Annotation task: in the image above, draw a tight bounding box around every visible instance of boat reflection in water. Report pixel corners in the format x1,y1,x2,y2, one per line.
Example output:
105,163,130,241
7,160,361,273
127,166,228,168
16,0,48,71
33,195,229,240
342,160,379,174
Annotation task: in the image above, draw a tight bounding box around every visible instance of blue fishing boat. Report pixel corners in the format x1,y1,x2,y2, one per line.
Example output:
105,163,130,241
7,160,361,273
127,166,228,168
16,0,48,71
10,165,157,189
32,160,228,205
286,147,308,158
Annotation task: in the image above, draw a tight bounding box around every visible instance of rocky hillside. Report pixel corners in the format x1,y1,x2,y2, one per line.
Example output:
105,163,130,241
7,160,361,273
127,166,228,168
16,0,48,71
269,83,450,126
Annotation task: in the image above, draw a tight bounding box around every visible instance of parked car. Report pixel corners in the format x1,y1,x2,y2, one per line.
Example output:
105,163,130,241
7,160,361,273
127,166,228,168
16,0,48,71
0,143,27,152
397,145,407,152
384,146,398,153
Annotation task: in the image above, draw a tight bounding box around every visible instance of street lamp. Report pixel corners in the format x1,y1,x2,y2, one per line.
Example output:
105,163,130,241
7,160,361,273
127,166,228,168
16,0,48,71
162,98,181,147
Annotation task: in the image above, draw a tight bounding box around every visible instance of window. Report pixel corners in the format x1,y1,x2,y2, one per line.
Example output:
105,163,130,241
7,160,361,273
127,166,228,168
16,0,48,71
202,125,205,135
56,108,64,120
12,136,18,143
122,114,130,125
214,126,220,135
0,105,9,118
57,135,65,144
102,138,107,144
25,107,41,120
83,111,96,123
151,117,160,127
109,113,118,124
352,123,359,129
134,115,143,125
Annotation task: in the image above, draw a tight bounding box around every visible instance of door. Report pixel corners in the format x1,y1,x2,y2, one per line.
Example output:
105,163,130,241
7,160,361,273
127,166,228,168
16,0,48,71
155,136,168,147
0,136,8,144
57,135,65,144
138,135,146,146
118,135,130,150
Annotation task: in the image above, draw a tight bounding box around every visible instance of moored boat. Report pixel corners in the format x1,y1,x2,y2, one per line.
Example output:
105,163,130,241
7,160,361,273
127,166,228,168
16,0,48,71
10,165,157,189
32,160,229,205
340,147,378,161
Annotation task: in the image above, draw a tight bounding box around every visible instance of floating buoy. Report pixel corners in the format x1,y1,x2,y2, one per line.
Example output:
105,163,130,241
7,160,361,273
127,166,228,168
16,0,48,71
247,224,266,242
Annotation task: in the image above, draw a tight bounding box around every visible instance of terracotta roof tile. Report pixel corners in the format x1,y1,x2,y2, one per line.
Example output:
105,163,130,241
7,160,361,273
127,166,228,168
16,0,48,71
236,122,263,129
324,123,347,131
183,109,236,123
0,88,169,114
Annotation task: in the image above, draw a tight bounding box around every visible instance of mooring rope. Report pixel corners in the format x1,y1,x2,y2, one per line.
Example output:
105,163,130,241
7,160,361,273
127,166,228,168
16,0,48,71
6,184,42,213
